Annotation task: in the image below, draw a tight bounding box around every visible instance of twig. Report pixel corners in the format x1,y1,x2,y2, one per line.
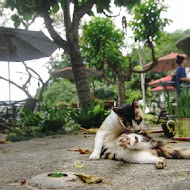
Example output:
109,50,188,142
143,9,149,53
0,122,24,136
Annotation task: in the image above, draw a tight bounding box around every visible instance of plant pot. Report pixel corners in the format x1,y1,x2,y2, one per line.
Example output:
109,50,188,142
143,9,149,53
71,103,78,108
161,120,175,138
104,101,115,109
174,118,190,141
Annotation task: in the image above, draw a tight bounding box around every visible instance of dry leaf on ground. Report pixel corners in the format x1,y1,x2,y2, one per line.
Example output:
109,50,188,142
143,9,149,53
0,139,7,144
66,148,92,154
0,148,7,153
75,173,103,184
78,126,98,134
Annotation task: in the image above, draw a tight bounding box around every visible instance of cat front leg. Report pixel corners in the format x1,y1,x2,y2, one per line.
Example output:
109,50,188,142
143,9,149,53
89,130,106,160
119,133,152,150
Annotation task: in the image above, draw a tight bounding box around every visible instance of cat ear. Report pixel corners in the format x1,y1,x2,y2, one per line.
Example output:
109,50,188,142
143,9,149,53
113,107,122,114
132,100,139,108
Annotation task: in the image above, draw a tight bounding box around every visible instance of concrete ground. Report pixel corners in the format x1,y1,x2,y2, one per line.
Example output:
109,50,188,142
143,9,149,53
1,125,190,190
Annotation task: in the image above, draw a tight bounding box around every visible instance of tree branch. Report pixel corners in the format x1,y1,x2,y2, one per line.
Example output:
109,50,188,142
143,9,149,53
131,40,157,74
96,1,121,18
74,0,95,22
130,59,157,73
22,62,32,89
24,63,44,84
102,74,116,85
37,76,52,101
63,0,72,30
0,76,32,98
0,122,24,136
40,7,70,53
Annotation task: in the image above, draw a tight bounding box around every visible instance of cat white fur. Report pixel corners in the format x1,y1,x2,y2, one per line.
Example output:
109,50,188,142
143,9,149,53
89,109,166,168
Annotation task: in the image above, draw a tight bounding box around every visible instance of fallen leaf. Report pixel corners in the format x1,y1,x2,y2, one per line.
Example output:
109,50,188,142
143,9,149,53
67,148,92,154
20,179,26,186
75,173,103,184
0,148,7,153
0,139,6,144
73,164,84,169
66,148,80,152
78,148,92,154
78,126,98,134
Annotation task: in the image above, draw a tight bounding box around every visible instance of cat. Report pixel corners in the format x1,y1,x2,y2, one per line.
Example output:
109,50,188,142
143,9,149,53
89,100,143,160
89,100,190,169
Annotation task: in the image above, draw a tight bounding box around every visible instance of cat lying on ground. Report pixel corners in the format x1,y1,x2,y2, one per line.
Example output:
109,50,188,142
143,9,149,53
89,100,190,169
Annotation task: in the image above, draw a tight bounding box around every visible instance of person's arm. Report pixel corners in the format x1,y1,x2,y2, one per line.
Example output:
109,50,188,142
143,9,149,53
180,77,190,83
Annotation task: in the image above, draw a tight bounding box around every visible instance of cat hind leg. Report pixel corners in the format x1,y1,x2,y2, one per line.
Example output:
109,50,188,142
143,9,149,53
156,157,166,169
118,133,167,169
119,133,135,149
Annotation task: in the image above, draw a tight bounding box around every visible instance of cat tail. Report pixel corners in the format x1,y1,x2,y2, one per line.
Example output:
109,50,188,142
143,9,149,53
154,142,190,159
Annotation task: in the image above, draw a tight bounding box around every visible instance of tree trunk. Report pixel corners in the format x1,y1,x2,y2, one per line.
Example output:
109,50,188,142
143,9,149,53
41,3,92,109
70,47,91,109
117,77,125,106
63,0,91,109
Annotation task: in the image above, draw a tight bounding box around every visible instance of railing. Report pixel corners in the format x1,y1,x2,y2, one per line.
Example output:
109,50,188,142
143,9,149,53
0,100,25,122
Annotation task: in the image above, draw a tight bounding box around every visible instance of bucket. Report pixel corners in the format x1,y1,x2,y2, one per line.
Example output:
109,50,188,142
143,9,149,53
174,118,190,141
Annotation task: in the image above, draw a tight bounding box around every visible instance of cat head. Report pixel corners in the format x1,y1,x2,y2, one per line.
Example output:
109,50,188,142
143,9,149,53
113,100,143,126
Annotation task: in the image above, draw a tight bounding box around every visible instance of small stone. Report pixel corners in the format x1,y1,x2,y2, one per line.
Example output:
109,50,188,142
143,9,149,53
28,172,84,189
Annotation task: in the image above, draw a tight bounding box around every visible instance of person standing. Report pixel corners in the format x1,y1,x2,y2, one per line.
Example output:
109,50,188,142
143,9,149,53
175,55,190,95
175,55,190,84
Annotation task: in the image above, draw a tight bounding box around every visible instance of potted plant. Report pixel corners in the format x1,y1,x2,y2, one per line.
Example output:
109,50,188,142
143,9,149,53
174,91,190,141
161,88,176,138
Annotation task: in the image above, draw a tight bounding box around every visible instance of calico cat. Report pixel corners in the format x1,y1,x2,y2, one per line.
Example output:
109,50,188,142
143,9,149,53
89,100,143,160
89,100,190,169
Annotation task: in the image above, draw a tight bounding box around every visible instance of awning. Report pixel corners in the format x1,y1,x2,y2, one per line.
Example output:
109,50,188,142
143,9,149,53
150,86,175,93
148,75,172,87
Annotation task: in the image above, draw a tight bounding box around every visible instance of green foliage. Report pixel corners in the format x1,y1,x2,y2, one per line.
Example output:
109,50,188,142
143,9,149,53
70,100,109,129
96,0,139,14
81,17,126,80
125,87,142,103
48,171,68,178
5,0,37,28
50,53,71,71
176,91,190,118
114,0,140,10
94,82,117,100
156,29,190,57
162,90,174,115
6,103,67,142
43,79,77,106
144,114,158,124
5,0,139,29
129,0,171,45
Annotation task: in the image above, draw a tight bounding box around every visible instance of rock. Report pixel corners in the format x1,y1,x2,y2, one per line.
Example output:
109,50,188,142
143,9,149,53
28,172,83,189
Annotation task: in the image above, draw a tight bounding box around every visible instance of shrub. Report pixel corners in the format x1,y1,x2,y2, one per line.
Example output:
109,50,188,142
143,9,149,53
6,102,68,141
70,100,109,129
176,91,190,118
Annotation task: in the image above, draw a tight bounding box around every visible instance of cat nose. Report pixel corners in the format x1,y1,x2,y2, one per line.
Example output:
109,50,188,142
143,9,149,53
136,118,142,125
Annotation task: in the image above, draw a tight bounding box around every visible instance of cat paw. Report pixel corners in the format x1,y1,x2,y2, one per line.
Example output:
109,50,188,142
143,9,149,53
119,134,132,149
89,152,100,160
156,157,166,169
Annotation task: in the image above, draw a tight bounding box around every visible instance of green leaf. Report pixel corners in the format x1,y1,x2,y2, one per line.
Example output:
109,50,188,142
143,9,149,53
73,164,84,169
52,3,60,13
